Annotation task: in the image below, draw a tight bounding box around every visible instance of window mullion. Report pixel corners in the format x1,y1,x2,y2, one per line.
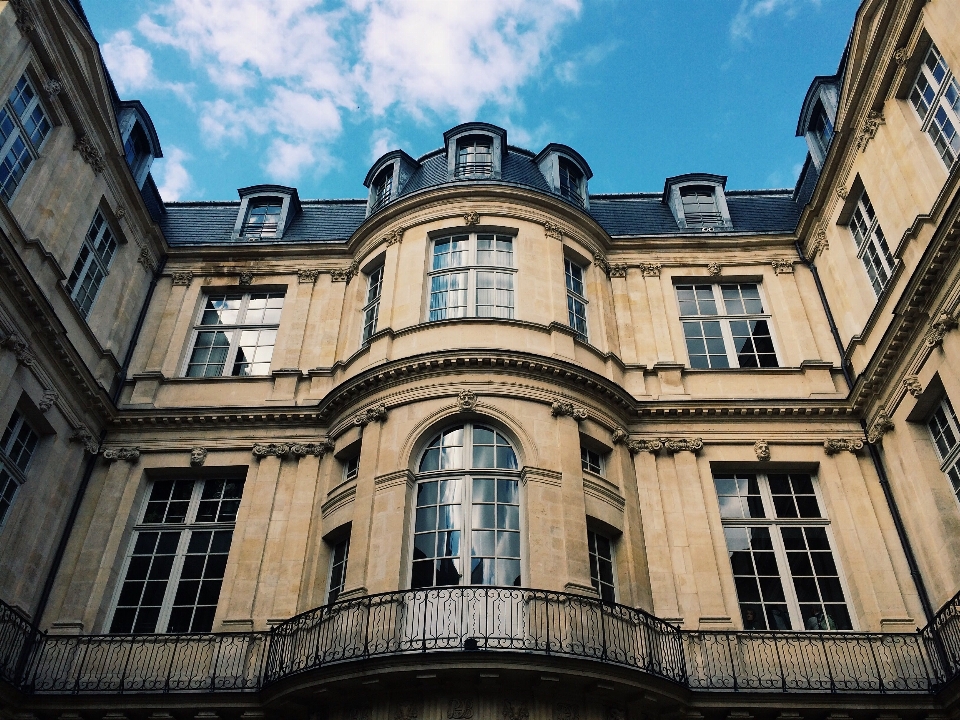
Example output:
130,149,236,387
224,325,242,376
769,519,804,630
719,318,738,368
157,530,192,634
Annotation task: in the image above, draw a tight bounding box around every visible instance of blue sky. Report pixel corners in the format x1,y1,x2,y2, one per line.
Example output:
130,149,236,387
86,0,860,202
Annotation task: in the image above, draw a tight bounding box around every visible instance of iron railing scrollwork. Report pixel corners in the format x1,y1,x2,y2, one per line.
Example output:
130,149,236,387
1,586,960,695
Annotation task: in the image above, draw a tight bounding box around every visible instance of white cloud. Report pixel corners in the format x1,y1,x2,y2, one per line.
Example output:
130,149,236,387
554,41,619,84
370,128,396,162
730,0,821,42
154,147,192,200
102,30,156,94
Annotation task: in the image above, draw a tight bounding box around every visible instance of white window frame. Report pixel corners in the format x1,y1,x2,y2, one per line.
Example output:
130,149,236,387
848,188,896,297
0,410,39,529
676,282,781,369
327,535,350,604
362,264,384,344
0,72,51,203
580,446,603,476
427,233,516,322
564,257,589,341
182,291,284,377
66,210,119,319
927,395,960,505
240,198,283,238
455,136,494,178
909,42,960,167
715,471,855,631
587,528,616,603
680,186,723,228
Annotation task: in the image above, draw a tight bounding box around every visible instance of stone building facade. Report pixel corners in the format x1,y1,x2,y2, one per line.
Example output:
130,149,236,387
1,0,960,718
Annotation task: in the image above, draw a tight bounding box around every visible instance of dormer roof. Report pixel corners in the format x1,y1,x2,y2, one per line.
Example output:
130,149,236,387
533,143,593,180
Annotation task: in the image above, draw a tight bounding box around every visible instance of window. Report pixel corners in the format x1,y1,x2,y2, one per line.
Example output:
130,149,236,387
715,472,852,631
559,158,584,206
123,123,151,179
428,233,515,321
0,74,51,202
362,265,384,344
928,396,960,504
680,186,722,228
809,101,835,160
0,410,39,528
910,43,960,167
66,210,118,318
455,136,493,178
676,283,778,369
564,258,588,341
581,446,603,475
108,478,243,634
848,189,895,296
241,199,282,238
185,292,284,377
343,454,360,482
587,530,615,602
328,535,350,604
371,167,393,210
413,424,520,588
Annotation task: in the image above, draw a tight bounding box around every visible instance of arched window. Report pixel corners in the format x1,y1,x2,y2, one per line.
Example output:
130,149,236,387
412,424,521,589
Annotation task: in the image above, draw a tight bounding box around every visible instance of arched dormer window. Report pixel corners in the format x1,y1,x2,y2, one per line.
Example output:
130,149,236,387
534,143,593,209
412,423,521,588
117,101,162,190
443,123,506,181
809,101,834,162
363,150,419,217
796,76,839,170
242,198,282,238
663,174,732,230
232,185,300,240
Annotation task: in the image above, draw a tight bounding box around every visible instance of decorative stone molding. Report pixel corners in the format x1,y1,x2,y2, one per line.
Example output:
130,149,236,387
394,703,419,720
754,439,770,461
457,389,478,411
904,375,923,398
663,437,704,454
238,271,254,286
71,427,100,454
551,399,588,421
39,389,58,412
837,187,848,200
297,268,320,284
448,700,473,720
190,447,208,466
463,211,480,226
608,263,627,278
383,226,405,245
638,263,662,277
10,0,34,34
771,259,794,274
115,204,126,220
810,226,828,257
73,135,106,174
611,427,628,445
252,443,290,459
894,46,909,66
1,332,36,366
102,447,141,462
543,222,563,240
43,78,63,99
867,408,895,444
924,312,957,348
290,440,335,457
823,438,864,455
502,702,529,720
171,271,194,286
331,261,359,283
707,262,722,276
857,111,885,151
554,706,578,720
626,438,662,454
353,403,388,426
594,253,611,276
137,244,156,272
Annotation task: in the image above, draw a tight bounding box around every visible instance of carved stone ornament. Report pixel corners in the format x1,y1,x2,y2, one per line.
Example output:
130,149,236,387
102,447,141,462
384,226,405,245
71,427,100,454
502,702,529,720
331,261,359,283
894,46,909,66
43,78,63,98
638,263,662,277
463,211,481,226
190,447,208,466
663,437,704,454
10,0,34,34
289,440,335,457
543,222,563,240
39,389,58,412
252,443,291,459
551,399,588,421
867,408,895,444
858,111,885,151
1,332,36,366
608,263,627,278
611,427,628,445
823,438,865,455
707,262,722,276
353,403,388,426
754,439,770,461
448,699,474,720
137,244,156,272
554,704,579,720
238,271,254,286
457,389,478,411
771,259,794,274
394,703,419,720
810,226,828,257
837,187,848,200
298,268,321,284
904,375,923,398
594,253,611,276
626,438,663,454
73,135,106,174
171,271,194,286
115,204,127,220
924,312,957,348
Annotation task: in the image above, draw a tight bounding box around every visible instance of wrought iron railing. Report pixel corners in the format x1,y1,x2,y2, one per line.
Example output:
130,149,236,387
2,586,960,695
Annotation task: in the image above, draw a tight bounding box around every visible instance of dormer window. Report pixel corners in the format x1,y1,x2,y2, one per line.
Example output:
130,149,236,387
797,77,839,170
534,143,593,210
809,101,834,160
232,185,300,240
663,174,732,231
242,199,282,238
124,123,151,180
680,186,722,228
117,101,162,190
559,159,584,206
456,136,493,178
372,166,393,211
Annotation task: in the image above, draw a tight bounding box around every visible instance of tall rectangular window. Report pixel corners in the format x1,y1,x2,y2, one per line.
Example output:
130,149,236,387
676,283,778,368
428,233,514,321
587,530,616,603
848,189,895,296
185,291,284,377
0,74,51,202
109,478,243,634
714,472,852,631
455,137,493,177
328,535,350,604
66,211,118,318
564,258,588,341
910,43,960,167
928,396,960,504
362,265,384,344
0,410,39,528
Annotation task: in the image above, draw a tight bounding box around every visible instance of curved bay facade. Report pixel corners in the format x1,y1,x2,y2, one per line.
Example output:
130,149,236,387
2,0,960,718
